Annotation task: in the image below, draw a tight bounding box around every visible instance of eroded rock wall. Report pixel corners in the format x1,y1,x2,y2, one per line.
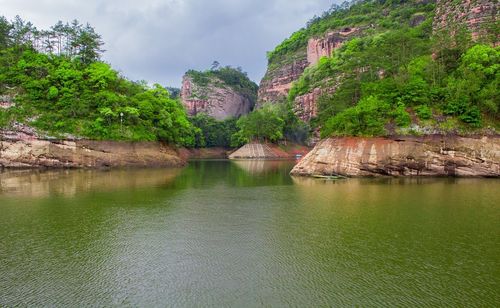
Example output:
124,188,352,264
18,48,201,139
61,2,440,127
257,56,309,106
0,139,184,169
291,135,500,177
293,88,322,122
180,75,253,120
307,27,361,66
258,27,361,116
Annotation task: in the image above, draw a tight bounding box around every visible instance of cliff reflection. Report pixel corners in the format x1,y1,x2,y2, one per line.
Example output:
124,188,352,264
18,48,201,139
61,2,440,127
0,168,182,197
231,160,294,175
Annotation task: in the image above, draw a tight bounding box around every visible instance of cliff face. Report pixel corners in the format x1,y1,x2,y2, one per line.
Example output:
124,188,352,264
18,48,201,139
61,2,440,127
180,75,254,120
433,0,498,41
257,55,308,106
258,28,360,109
293,88,322,122
291,135,500,177
259,0,498,123
307,27,362,65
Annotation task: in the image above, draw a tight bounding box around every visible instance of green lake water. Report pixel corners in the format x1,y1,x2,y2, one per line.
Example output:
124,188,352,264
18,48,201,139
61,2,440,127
0,160,499,306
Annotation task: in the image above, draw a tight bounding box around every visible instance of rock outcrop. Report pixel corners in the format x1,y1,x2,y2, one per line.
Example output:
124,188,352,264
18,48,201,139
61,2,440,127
291,135,500,177
307,27,361,66
257,56,309,106
0,95,14,109
259,0,498,123
258,27,362,114
0,138,184,169
180,75,254,120
229,143,280,159
293,88,322,122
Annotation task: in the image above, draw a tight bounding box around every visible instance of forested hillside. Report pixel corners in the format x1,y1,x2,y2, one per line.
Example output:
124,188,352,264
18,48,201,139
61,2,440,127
259,0,498,139
0,16,195,145
1,0,497,148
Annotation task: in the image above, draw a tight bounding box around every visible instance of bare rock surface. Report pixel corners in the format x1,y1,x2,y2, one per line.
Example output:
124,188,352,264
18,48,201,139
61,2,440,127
257,57,309,106
180,75,253,120
291,136,500,177
0,127,185,169
229,143,280,159
229,142,311,160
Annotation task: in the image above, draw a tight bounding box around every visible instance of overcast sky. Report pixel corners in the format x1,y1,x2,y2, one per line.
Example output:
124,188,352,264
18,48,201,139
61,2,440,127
1,0,337,87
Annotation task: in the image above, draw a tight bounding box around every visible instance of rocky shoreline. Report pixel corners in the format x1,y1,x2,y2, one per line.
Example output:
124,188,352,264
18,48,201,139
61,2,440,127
3,130,500,178
0,139,185,169
291,135,500,177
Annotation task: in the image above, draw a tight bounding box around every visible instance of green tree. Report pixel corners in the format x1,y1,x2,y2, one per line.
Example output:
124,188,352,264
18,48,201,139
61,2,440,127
233,105,285,143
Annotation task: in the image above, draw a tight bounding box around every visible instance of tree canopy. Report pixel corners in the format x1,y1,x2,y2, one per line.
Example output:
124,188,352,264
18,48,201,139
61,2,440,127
0,16,195,145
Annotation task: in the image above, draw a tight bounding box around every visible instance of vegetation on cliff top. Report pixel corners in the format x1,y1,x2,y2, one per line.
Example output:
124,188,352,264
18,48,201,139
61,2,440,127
276,0,499,137
267,0,435,64
0,16,195,145
186,64,259,103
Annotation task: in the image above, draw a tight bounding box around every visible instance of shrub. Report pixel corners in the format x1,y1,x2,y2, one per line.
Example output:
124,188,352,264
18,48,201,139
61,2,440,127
322,96,390,137
415,105,432,120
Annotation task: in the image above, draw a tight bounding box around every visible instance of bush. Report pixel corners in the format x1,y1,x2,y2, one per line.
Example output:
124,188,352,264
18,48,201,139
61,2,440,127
0,109,11,127
392,103,411,127
233,105,285,142
415,105,432,120
322,96,390,137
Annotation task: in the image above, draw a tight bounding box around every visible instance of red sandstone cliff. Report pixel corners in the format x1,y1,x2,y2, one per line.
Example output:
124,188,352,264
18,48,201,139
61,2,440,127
257,55,309,106
257,27,362,116
180,75,254,120
258,28,361,106
259,0,498,123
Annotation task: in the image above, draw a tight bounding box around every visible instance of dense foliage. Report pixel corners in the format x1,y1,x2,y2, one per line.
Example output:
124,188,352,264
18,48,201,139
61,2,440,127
230,102,309,146
0,16,195,145
281,0,498,137
189,113,238,148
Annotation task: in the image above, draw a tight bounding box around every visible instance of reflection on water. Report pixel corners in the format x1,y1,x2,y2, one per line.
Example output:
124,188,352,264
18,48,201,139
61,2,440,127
0,161,499,306
0,168,181,197
231,160,293,175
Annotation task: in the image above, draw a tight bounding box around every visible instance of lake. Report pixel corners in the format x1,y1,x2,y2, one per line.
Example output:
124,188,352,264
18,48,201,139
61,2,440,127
0,160,499,306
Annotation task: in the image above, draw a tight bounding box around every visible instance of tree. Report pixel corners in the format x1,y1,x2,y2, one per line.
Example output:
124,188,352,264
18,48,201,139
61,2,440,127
445,44,499,126
165,87,180,99
73,23,104,64
233,105,285,142
189,113,238,147
210,60,220,71
0,16,12,49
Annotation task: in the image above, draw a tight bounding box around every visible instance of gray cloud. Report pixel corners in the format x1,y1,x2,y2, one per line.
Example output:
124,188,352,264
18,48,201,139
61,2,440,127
0,0,337,86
